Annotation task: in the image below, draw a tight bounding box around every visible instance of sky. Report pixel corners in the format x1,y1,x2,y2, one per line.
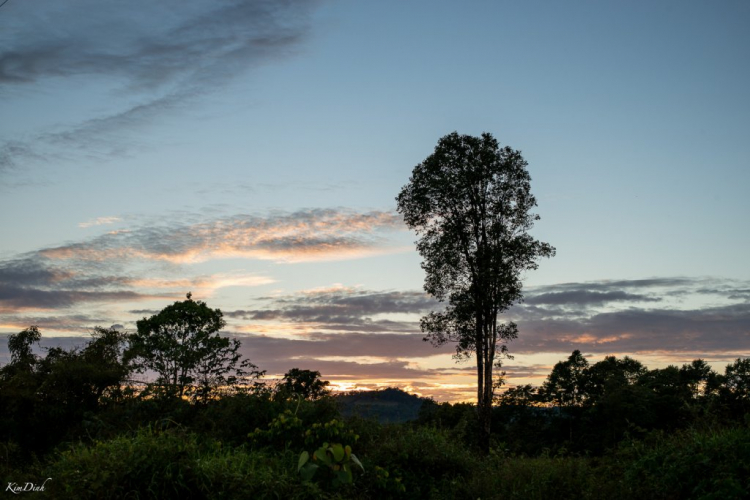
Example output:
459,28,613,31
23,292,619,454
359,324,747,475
1,0,749,401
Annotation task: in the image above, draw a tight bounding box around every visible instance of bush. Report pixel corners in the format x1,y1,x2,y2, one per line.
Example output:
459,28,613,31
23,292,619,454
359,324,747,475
613,426,750,499
359,425,476,498
44,426,329,499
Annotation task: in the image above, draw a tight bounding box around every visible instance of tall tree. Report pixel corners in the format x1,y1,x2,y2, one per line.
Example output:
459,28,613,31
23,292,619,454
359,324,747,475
397,132,554,451
126,293,262,402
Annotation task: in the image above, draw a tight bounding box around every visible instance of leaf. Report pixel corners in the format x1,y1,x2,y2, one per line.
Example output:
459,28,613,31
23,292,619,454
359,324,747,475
297,451,309,472
299,463,318,482
331,443,345,462
336,468,353,485
350,452,364,471
314,447,330,465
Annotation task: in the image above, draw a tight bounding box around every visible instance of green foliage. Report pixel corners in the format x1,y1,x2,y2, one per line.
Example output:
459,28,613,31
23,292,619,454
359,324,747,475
298,442,364,488
250,408,367,492
610,426,750,500
361,425,475,497
372,465,406,496
3,325,750,499
303,419,359,449
465,452,598,500
45,426,328,500
250,409,306,451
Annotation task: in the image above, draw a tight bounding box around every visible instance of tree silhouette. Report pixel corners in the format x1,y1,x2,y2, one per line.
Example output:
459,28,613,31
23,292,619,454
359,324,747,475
397,132,555,451
125,293,262,402
542,349,589,408
278,368,331,401
6,325,41,371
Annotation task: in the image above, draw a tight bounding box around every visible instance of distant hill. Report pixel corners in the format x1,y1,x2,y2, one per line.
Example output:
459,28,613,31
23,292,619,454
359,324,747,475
335,387,429,424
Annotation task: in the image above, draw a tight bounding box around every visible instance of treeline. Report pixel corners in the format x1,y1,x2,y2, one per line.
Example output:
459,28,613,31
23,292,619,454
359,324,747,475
1,297,749,498
421,350,750,456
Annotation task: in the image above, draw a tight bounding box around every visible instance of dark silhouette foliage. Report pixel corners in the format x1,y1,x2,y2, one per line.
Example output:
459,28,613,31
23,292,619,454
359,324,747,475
125,293,263,402
277,368,331,401
2,324,750,498
397,131,555,451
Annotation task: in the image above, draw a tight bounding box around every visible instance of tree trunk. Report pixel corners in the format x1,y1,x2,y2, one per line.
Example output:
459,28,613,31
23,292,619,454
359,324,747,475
474,309,493,453
478,390,492,454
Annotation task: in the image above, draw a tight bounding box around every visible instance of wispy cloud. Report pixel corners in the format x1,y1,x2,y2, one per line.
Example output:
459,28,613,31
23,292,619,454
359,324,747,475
0,286,153,313
78,216,122,228
0,0,320,173
41,209,404,264
525,290,661,306
0,208,403,320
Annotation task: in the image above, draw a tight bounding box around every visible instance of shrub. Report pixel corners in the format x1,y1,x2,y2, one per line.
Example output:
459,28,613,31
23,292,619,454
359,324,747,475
45,426,328,499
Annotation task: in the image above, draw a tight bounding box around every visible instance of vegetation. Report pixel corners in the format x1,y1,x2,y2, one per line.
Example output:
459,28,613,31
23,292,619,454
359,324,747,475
2,319,749,498
2,294,750,498
396,131,555,451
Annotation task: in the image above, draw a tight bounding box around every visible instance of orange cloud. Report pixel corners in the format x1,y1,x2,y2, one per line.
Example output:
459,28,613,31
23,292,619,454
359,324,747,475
41,209,406,265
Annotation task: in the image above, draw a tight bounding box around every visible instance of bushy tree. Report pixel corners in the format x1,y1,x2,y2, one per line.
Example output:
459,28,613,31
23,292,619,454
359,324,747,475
5,325,41,371
542,350,589,408
0,326,132,453
278,368,331,401
126,293,263,402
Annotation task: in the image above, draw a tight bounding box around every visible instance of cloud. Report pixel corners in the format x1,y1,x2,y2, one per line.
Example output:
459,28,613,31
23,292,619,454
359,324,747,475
0,209,403,320
1,1,313,87
0,285,151,313
78,217,122,228
4,272,748,401
0,0,319,172
251,288,437,317
0,314,113,335
4,273,748,401
235,277,750,361
0,253,159,313
529,278,698,293
525,290,660,306
0,258,74,288
41,209,404,264
508,278,750,356
229,286,439,335
236,332,444,361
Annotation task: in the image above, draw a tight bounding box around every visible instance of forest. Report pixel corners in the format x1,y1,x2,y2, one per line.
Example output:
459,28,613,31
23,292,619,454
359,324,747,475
1,297,749,499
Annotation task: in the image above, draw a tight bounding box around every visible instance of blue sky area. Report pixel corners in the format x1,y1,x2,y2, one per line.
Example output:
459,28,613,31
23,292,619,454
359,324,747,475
1,0,748,400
